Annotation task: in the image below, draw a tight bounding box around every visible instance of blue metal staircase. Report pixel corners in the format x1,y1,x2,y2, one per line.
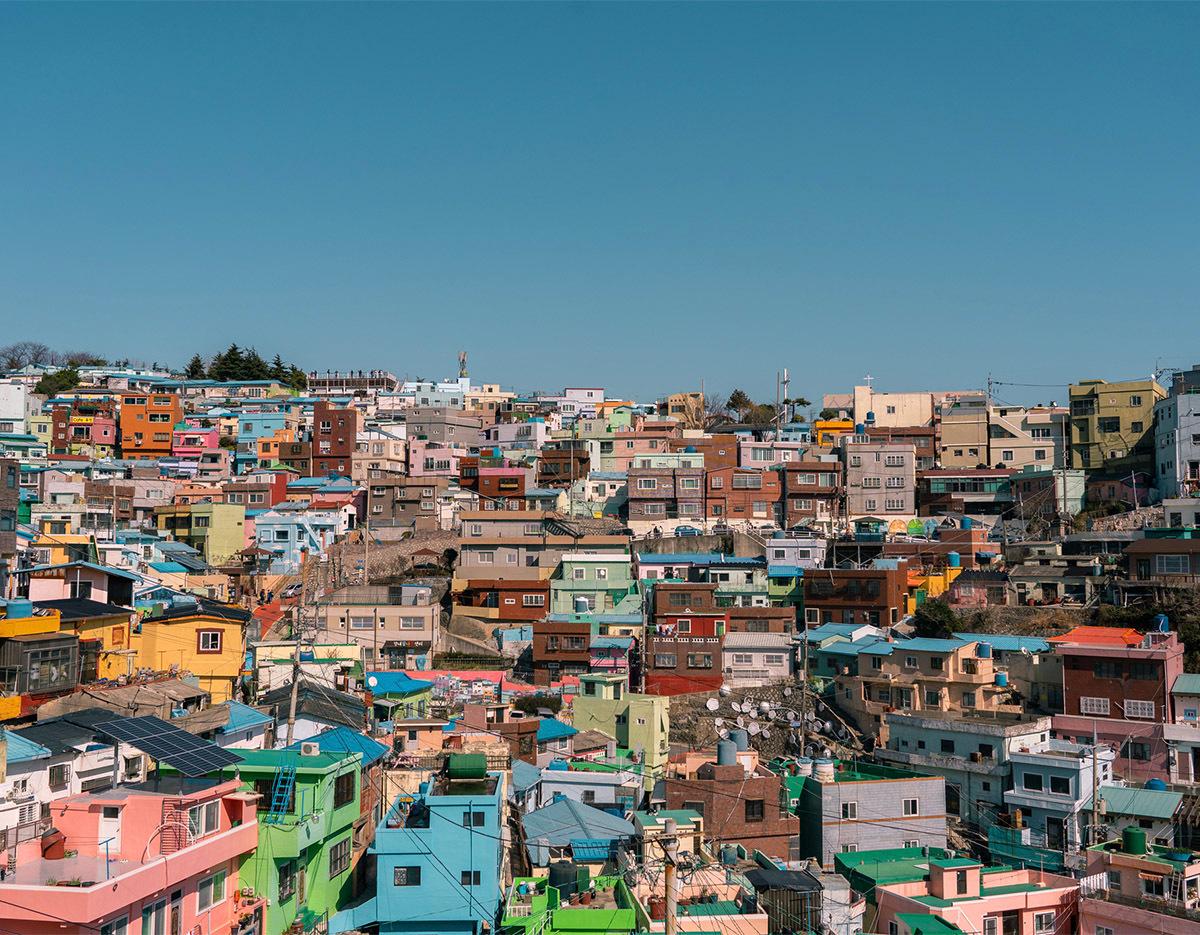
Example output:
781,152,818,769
263,766,297,824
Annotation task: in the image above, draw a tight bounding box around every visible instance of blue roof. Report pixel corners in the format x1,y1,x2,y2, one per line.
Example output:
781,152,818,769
18,561,141,581
217,701,274,735
149,561,189,573
954,633,1051,654
822,637,887,657
365,671,431,697
892,637,970,653
591,636,632,650
537,719,578,743
512,759,543,794
806,623,867,642
283,726,389,768
767,564,805,578
637,552,764,566
522,798,635,848
2,730,52,764
859,641,897,657
548,613,643,625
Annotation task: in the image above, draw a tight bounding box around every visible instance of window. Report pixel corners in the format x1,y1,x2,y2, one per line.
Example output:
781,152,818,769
1022,773,1044,792
636,478,657,490
1095,928,1114,935
334,771,355,808
902,798,919,816
962,692,976,708
49,764,70,788
1001,450,1014,462
198,630,222,654
930,656,944,670
462,810,485,827
1142,875,1164,897
841,801,857,820
1034,448,1047,461
1156,554,1190,575
1107,870,1121,891
141,900,166,935
477,551,495,564
841,843,858,853
1122,740,1152,761
1050,775,1071,795
1093,660,1121,679
522,594,545,607
903,839,919,849
100,920,128,935
744,799,764,822
198,869,226,911
1079,696,1110,716
460,869,482,886
940,739,955,754
188,800,220,838
687,653,713,669
573,567,586,580
924,689,941,707
654,654,677,668
1125,699,1156,719
330,837,351,878
1130,395,1143,407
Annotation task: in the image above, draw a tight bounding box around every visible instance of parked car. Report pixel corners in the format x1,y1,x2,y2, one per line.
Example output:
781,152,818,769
711,523,732,535
674,525,702,537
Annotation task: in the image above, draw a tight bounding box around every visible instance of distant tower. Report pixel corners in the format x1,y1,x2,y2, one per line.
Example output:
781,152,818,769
458,351,468,378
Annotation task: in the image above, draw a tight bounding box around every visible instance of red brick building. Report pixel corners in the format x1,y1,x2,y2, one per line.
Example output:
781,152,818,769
668,435,739,473
802,563,909,627
665,759,799,859
313,401,359,476
531,619,591,685
645,582,727,695
705,467,782,524
780,462,842,529
454,579,550,622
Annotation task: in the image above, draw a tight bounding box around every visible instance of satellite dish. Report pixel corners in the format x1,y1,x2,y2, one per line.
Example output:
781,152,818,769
747,722,761,736
735,716,745,728
719,686,732,697
762,729,772,740
759,701,772,715
821,746,832,757
783,687,793,697
719,730,730,740
705,698,720,712
823,721,834,733
714,717,724,728
366,676,378,688
786,710,797,721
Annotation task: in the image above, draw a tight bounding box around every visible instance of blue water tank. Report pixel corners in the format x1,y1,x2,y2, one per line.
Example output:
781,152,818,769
2,598,32,619
995,672,1009,687
574,596,590,614
961,517,974,530
854,423,865,434
977,642,992,659
865,411,876,424
947,552,961,568
730,729,750,752
1155,614,1170,632
684,445,697,453
717,740,738,766
547,759,569,771
1146,777,1168,791
720,844,739,866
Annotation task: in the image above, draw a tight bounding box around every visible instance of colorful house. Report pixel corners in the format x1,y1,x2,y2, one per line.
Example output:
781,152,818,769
225,748,362,935
133,591,252,701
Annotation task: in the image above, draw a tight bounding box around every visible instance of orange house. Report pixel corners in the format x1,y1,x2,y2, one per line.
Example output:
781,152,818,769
120,392,183,459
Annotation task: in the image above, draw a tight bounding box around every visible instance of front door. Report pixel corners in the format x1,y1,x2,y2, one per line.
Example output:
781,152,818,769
1046,816,1065,850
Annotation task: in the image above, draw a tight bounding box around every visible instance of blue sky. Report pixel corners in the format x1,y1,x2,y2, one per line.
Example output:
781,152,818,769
2,3,1196,405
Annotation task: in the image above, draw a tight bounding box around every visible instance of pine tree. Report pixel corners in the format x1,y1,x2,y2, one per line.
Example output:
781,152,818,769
209,344,244,381
269,354,287,382
286,365,308,392
184,354,207,379
243,348,269,380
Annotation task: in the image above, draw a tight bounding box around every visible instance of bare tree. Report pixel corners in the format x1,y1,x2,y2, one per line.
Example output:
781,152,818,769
0,341,51,369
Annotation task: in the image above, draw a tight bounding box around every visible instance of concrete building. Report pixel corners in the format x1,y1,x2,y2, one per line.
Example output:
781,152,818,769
940,394,1068,469
1154,388,1200,498
319,583,442,670
841,435,916,519
1068,377,1166,474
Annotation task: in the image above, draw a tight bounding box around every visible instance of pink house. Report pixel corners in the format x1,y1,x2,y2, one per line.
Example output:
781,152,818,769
407,438,467,478
0,776,263,934
877,859,1077,935
1078,835,1200,935
172,422,220,460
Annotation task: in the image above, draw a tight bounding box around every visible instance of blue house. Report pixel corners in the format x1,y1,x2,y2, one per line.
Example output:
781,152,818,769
233,410,292,473
331,756,506,935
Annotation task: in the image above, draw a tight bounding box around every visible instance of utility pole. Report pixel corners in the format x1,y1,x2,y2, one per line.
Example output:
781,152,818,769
985,373,993,467
285,548,307,747
1090,739,1100,846
661,817,678,935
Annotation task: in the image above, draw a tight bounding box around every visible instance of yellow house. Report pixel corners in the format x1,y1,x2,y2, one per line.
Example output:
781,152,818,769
131,598,251,702
30,518,98,565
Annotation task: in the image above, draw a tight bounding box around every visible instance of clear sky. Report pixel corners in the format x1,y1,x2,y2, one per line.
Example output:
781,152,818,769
2,3,1196,406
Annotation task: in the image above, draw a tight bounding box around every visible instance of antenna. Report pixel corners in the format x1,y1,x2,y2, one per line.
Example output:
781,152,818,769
458,351,468,379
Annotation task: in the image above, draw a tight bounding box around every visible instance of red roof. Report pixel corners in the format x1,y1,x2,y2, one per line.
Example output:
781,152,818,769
1047,626,1142,647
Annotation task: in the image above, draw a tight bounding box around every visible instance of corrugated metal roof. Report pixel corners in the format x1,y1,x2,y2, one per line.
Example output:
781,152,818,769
1089,784,1182,820
1172,673,1200,695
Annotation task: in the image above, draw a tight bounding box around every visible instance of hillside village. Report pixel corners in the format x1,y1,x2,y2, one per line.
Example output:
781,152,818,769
0,351,1199,934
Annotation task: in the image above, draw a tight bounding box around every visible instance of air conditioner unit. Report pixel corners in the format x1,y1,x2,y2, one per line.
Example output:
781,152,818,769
299,741,321,757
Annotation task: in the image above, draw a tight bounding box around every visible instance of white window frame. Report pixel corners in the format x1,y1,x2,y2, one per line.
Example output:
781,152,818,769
841,801,857,820
197,868,226,912
902,798,919,816
1079,696,1110,716
1124,699,1155,719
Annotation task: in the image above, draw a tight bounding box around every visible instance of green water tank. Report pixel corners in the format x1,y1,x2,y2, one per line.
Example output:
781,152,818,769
1122,826,1147,855
447,753,487,779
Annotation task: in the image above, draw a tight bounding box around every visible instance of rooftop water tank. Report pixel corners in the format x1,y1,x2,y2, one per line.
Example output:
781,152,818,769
1123,826,1148,856
549,860,579,897
684,445,697,453
717,740,738,766
720,844,739,866
547,759,569,771
1155,614,1171,632
729,729,750,752
772,530,785,539
961,517,973,530
865,411,876,424
574,596,590,614
854,423,866,435
813,759,836,783
1146,777,1168,791
947,552,961,568
795,757,813,778
977,642,992,659
447,753,487,780
2,598,32,619
994,672,1009,687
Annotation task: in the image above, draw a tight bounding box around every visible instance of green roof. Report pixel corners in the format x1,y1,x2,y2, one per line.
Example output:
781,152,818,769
896,915,965,935
1086,784,1183,820
232,749,355,773
630,809,703,829
928,858,980,869
1173,673,1200,695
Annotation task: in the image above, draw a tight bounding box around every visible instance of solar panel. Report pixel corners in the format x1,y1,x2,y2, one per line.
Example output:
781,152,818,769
97,716,241,777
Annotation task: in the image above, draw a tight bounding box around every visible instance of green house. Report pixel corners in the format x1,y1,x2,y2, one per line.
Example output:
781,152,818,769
501,875,637,935
550,554,641,616
224,749,363,935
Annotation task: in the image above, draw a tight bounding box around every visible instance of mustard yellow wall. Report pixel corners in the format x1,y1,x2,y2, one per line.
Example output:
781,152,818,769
131,614,245,702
